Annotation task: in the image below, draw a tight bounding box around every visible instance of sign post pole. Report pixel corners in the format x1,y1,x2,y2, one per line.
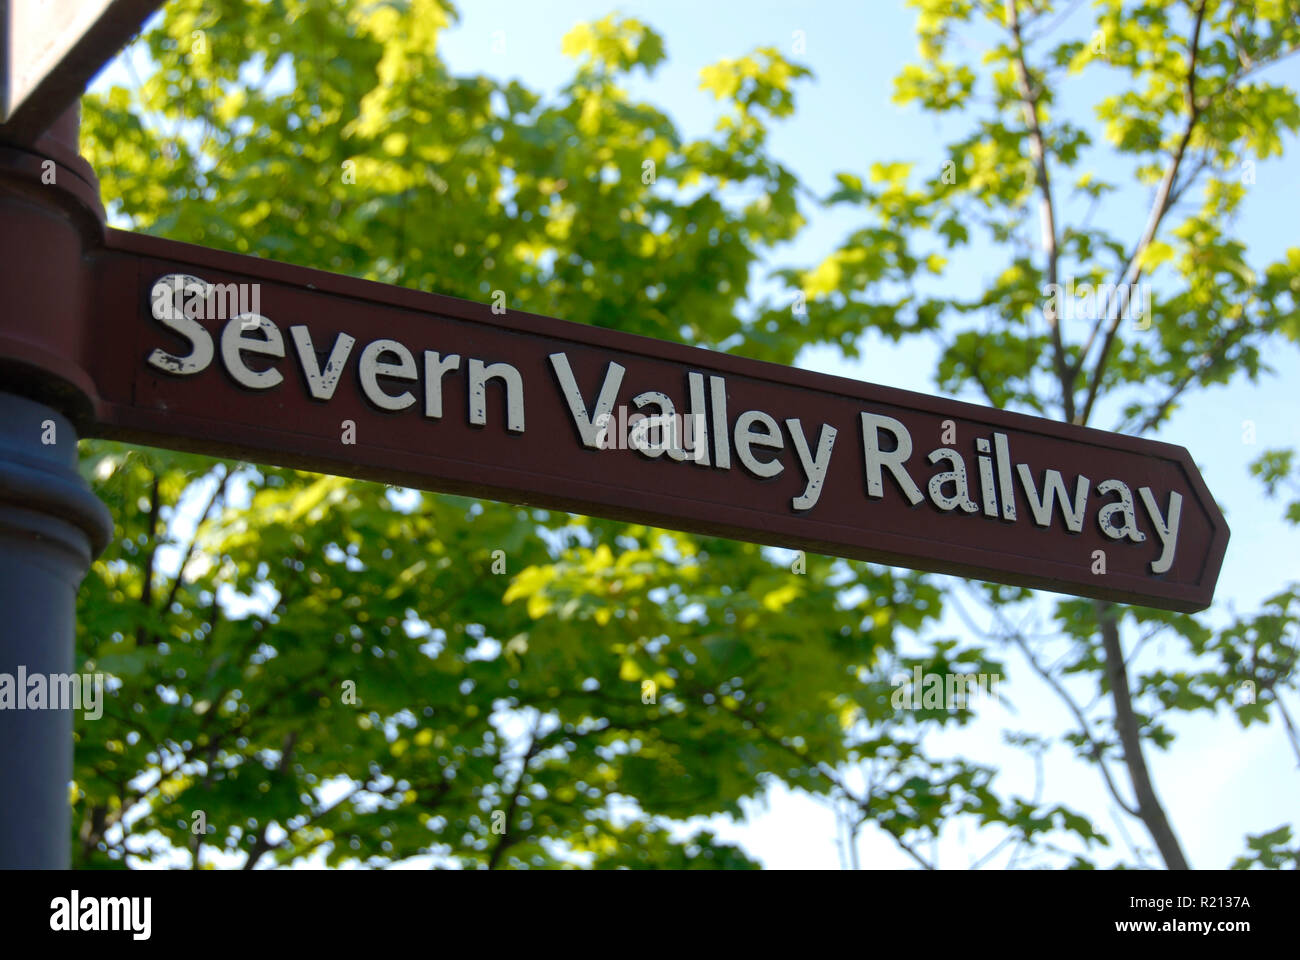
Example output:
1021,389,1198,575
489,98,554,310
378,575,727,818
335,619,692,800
0,106,114,868
0,394,111,867
1,3,161,864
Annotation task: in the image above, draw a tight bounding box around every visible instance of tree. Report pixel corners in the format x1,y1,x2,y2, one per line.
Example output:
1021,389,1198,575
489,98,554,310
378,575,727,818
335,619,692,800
71,0,1298,868
761,0,1300,868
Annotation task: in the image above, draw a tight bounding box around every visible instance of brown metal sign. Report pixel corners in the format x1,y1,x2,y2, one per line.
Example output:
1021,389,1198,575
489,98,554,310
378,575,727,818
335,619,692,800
35,228,1222,612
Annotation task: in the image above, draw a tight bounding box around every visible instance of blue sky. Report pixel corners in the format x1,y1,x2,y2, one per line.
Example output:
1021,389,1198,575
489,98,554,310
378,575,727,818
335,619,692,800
91,0,1300,868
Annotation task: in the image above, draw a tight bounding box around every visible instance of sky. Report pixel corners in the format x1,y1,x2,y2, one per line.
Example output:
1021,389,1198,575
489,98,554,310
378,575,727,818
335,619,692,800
90,0,1300,869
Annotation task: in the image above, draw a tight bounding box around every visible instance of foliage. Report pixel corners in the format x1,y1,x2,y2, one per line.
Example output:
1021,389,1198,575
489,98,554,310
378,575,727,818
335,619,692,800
74,0,1300,868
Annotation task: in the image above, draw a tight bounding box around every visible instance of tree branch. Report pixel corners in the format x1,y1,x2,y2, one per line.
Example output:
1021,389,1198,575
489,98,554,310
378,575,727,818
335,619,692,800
1077,0,1208,426
135,474,162,647
1006,0,1075,422
1094,600,1190,869
953,586,1139,818
487,717,544,870
163,466,229,615
242,730,299,870
1128,292,1255,434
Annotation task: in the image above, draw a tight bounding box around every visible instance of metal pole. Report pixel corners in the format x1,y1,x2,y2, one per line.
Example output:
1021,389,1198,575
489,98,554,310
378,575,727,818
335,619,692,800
0,106,112,867
0,394,111,867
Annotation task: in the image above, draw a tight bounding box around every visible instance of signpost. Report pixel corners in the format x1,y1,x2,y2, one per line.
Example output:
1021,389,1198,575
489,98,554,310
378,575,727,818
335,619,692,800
0,0,1229,868
71,232,1224,612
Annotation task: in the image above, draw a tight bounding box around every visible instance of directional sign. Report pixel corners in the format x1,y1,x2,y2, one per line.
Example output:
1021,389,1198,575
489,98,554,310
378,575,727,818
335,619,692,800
14,227,1221,613
0,1,1229,616
1,0,162,139
0,0,1237,874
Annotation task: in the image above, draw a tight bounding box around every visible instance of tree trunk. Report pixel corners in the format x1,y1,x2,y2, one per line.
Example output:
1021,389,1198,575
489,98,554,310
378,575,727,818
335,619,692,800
1095,599,1190,869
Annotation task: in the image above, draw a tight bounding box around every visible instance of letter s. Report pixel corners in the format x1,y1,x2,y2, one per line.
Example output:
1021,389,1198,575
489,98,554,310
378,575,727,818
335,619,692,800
147,274,214,376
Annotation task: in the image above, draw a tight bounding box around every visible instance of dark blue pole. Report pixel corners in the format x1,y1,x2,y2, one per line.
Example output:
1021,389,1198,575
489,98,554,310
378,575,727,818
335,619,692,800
0,392,112,867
